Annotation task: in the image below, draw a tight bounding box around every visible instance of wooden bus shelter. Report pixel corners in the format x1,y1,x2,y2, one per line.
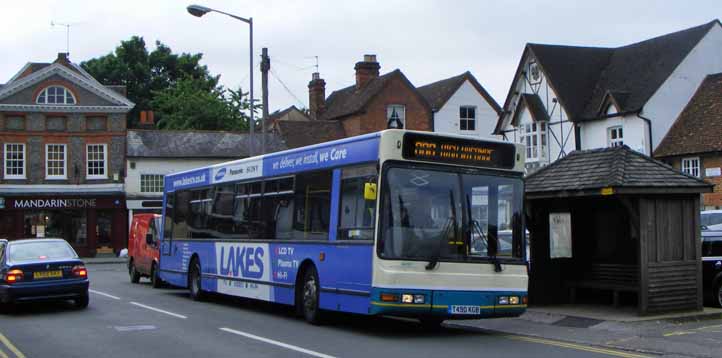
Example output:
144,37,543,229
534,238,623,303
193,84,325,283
524,146,712,315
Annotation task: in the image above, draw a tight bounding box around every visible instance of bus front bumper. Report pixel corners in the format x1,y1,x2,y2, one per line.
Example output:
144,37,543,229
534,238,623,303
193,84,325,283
369,288,527,319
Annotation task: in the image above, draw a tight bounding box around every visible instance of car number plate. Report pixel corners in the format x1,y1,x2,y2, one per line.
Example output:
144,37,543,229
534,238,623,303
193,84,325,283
33,270,63,279
449,305,481,315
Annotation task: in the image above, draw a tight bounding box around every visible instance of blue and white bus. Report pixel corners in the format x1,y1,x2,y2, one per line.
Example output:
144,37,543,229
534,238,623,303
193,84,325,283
158,129,528,326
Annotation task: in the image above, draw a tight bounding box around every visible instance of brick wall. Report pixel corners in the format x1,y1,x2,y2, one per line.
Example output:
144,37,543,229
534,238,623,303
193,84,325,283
668,154,722,208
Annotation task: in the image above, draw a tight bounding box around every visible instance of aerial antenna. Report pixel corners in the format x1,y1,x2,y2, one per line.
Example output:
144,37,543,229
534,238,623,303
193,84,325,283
51,21,73,54
304,56,319,73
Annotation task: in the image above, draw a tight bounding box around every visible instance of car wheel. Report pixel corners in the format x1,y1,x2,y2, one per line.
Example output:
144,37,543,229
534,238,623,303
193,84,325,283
716,283,722,308
74,293,89,309
151,262,163,289
301,266,322,324
129,260,141,284
189,259,205,301
419,317,444,331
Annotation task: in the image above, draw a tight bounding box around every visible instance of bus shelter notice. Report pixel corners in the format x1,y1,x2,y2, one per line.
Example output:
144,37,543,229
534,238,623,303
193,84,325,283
549,212,572,258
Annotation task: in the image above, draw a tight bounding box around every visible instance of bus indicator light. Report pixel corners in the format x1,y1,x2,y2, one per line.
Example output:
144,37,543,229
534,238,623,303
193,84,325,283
380,293,398,302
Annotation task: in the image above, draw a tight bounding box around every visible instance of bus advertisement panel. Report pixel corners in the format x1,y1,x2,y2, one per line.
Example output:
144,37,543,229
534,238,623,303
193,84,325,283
158,130,527,327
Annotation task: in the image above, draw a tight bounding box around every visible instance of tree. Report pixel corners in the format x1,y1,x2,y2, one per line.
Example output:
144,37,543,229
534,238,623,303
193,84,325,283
81,36,219,128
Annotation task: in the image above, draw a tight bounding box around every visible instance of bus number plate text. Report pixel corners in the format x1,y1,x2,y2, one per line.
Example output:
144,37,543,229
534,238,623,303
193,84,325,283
449,305,481,315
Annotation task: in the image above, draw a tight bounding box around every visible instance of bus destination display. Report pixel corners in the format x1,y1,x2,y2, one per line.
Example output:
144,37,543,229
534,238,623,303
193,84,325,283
402,133,517,169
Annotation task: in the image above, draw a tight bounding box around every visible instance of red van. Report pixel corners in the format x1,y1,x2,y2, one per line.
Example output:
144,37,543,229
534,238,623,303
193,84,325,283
128,213,163,288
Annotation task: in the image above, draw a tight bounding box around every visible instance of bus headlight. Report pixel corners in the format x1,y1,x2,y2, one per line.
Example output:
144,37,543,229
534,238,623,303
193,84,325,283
509,296,520,305
498,296,509,305
413,294,425,304
402,294,414,303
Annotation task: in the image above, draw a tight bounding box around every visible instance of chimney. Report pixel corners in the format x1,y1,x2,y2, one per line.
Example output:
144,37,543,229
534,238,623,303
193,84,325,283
308,72,326,120
139,110,155,129
54,52,71,65
354,54,380,89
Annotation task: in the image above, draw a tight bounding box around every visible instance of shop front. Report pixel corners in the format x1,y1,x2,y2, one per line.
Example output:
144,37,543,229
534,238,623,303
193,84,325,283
0,196,127,257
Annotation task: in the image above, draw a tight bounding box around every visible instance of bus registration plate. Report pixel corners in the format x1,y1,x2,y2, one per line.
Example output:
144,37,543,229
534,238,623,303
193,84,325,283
449,305,481,315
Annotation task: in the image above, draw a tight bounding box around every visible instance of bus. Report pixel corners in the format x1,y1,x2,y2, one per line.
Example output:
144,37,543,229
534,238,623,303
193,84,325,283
158,129,528,326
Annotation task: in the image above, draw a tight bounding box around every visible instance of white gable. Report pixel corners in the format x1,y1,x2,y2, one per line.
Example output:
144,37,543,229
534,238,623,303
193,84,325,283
433,79,499,139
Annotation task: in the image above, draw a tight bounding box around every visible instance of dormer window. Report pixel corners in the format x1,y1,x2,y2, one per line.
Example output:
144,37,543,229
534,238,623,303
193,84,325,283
36,86,76,105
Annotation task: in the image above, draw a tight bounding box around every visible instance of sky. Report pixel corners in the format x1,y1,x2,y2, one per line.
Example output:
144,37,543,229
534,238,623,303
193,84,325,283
2,0,721,113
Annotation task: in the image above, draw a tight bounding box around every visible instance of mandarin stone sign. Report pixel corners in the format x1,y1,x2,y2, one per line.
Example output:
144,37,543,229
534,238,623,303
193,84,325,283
402,132,516,169
11,198,97,209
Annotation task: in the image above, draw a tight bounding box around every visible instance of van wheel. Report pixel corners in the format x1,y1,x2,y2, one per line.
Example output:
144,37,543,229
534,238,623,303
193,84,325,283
189,258,205,301
301,266,322,324
151,262,163,289
129,260,141,283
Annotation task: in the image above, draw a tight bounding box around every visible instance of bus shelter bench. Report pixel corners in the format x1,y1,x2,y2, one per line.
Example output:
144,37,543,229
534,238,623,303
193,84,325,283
566,264,639,307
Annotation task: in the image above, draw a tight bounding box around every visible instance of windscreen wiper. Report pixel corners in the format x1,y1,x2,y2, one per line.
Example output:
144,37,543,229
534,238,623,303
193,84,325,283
466,194,502,273
426,189,458,271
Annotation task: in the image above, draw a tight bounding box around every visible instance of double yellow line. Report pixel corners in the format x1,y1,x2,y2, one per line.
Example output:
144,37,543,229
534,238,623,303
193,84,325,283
0,332,25,358
506,335,650,358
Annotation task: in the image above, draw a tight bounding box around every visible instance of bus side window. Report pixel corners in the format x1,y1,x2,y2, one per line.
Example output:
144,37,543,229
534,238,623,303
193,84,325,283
338,165,378,240
163,193,174,241
294,170,332,240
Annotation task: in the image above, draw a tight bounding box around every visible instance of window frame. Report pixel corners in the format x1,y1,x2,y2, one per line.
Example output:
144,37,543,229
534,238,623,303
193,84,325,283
459,106,477,131
140,174,165,193
36,85,76,105
4,143,26,179
682,157,701,178
86,144,108,180
608,126,624,148
386,104,406,129
45,143,67,180
519,121,547,161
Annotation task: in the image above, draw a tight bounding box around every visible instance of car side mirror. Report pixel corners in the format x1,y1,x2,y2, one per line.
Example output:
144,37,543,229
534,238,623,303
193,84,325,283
146,233,154,245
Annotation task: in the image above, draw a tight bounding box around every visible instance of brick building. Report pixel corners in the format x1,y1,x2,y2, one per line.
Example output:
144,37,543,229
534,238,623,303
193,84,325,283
655,73,722,209
0,53,133,256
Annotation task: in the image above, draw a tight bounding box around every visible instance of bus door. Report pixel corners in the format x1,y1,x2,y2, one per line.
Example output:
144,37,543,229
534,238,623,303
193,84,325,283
161,192,174,256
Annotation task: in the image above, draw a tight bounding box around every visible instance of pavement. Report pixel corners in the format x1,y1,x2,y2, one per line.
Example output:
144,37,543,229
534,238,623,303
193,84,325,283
0,263,675,358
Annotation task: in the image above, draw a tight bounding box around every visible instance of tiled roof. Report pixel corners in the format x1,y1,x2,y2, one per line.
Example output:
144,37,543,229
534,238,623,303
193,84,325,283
320,70,401,120
519,20,719,122
654,73,722,157
275,120,346,149
126,130,286,158
518,93,549,123
418,71,501,114
525,145,711,197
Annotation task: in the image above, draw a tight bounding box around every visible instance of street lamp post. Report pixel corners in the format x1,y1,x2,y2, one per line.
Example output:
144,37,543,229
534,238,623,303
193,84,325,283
187,4,260,155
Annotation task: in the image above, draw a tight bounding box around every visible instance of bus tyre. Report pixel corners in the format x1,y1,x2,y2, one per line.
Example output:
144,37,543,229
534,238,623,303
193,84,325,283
129,260,141,284
189,259,205,301
151,262,163,289
301,266,323,325
420,317,444,331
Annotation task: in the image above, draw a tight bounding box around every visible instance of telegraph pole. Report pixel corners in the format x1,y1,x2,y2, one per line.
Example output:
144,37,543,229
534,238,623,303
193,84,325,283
260,47,270,154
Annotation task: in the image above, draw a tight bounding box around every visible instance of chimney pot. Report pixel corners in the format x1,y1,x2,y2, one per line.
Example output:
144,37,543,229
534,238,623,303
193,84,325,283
354,54,380,89
308,73,326,120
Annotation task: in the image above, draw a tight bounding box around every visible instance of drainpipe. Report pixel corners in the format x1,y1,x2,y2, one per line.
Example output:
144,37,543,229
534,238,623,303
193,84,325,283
636,110,653,156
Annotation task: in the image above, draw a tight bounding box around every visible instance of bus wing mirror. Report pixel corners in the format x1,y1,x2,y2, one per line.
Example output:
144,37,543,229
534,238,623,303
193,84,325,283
364,183,377,200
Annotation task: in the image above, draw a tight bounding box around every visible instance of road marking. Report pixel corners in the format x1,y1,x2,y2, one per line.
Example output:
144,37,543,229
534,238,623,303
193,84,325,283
89,289,121,300
0,332,25,358
663,323,722,337
219,327,336,358
506,335,650,358
0,346,9,358
129,302,187,319
113,325,158,332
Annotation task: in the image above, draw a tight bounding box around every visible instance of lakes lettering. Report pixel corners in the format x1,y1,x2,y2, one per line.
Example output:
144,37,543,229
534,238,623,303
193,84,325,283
219,246,265,279
13,199,96,209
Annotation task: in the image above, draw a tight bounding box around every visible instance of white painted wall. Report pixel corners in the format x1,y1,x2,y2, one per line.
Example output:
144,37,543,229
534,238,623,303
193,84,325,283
125,158,228,197
644,23,722,151
433,80,500,139
579,115,649,154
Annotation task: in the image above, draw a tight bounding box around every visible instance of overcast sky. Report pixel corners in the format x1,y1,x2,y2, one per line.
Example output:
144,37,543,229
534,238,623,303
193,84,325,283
2,0,721,113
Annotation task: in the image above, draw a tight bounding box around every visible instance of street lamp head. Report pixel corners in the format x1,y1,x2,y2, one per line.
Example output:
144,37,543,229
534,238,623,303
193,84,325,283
187,4,212,17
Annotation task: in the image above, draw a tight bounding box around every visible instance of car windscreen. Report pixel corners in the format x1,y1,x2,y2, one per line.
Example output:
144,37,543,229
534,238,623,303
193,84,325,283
703,234,722,257
8,241,77,262
701,212,722,227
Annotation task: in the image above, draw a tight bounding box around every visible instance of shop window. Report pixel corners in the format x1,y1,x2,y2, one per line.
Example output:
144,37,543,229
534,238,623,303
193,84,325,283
46,144,67,179
682,157,700,178
608,126,623,147
338,165,377,240
86,144,107,179
23,210,87,246
459,106,476,131
4,143,26,179
140,174,164,193
37,85,76,105
386,104,405,129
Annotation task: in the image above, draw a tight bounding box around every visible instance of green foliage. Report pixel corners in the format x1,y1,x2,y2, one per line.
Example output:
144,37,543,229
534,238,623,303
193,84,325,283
81,36,249,129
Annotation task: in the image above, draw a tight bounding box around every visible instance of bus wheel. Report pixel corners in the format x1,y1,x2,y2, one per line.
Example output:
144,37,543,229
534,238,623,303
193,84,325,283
129,259,141,284
301,266,322,324
420,317,444,331
189,258,205,301
151,262,163,289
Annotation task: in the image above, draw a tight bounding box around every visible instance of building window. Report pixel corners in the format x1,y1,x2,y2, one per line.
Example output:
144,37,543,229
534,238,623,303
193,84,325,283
141,174,165,193
4,143,25,179
36,86,76,105
46,144,67,179
86,144,107,179
520,122,547,161
386,104,405,129
682,157,700,178
608,126,623,147
460,106,476,131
